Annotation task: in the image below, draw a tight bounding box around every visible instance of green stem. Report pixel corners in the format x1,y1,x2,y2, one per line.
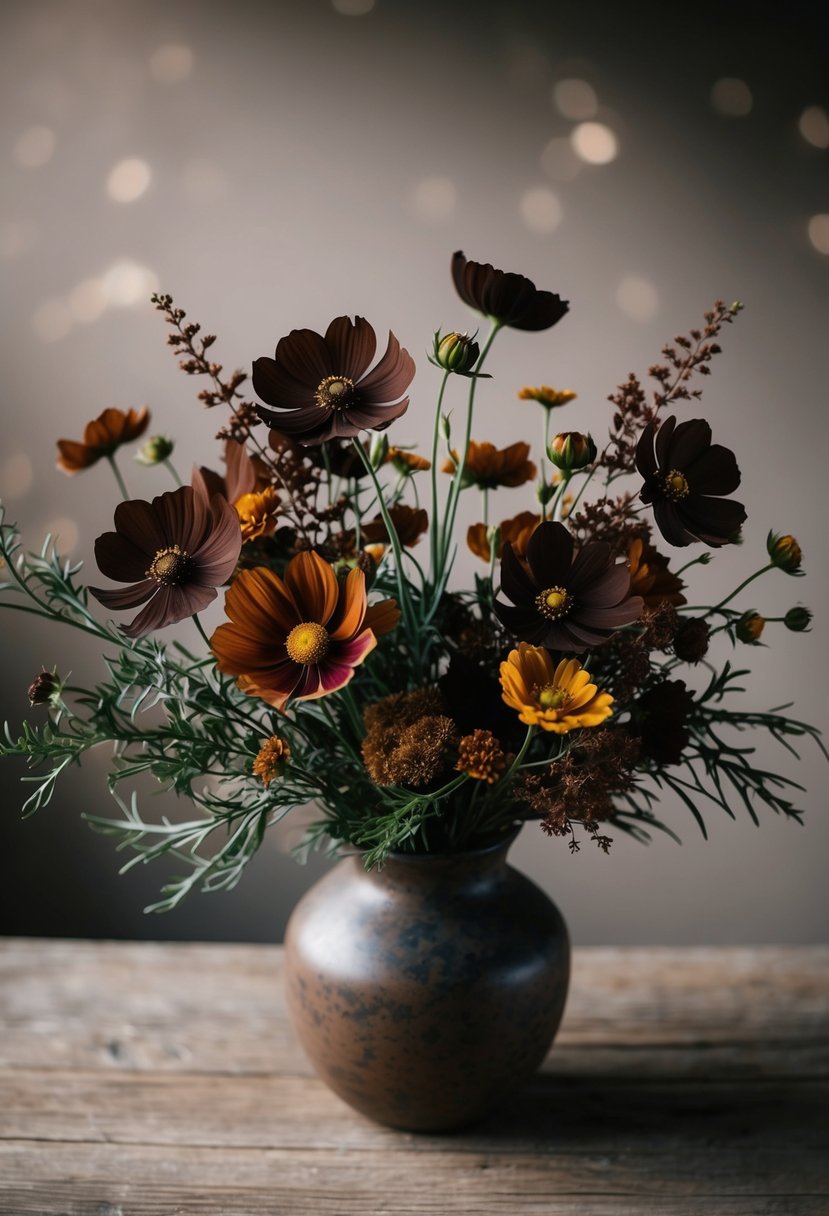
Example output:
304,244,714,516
502,724,536,782
106,455,130,500
192,614,212,648
164,458,183,487
352,439,416,640
429,370,451,579
713,563,775,611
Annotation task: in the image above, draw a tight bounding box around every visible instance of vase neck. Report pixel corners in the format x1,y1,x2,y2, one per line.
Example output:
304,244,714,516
354,830,518,892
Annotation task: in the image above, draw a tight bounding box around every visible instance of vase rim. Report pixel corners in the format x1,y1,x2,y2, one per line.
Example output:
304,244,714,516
342,822,523,865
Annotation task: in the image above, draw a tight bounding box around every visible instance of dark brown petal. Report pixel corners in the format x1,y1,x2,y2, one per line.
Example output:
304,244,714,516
493,599,547,641
293,664,325,700
324,316,377,381
653,499,692,547
95,530,151,582
224,439,257,502
634,421,658,479
163,583,217,622
678,495,746,545
668,418,712,470
256,404,331,440
192,498,242,585
343,398,410,432
357,331,415,401
192,465,226,506
526,520,573,588
158,485,205,552
251,356,311,409
451,251,477,309
568,541,613,595
685,443,741,495
577,562,632,607
510,291,569,331
121,588,176,638
499,542,538,605
275,328,331,386
576,598,643,627
56,440,99,472
551,619,604,651
112,498,166,556
654,415,678,469
90,578,156,610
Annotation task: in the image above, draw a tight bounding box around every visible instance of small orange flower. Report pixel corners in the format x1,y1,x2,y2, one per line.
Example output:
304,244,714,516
518,386,577,410
57,407,150,474
211,550,399,710
252,735,291,786
456,729,508,783
627,538,686,609
235,487,281,542
362,504,428,547
500,643,613,733
387,447,431,474
467,511,540,562
442,440,536,490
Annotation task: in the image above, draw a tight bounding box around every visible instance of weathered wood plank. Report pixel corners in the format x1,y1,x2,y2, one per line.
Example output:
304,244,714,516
1,941,826,1076
0,1142,827,1215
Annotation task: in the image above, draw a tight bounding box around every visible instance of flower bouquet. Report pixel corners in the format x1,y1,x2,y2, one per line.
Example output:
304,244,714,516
2,251,823,1129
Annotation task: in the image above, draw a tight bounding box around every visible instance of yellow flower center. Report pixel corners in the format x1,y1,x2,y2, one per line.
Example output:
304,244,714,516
147,544,190,586
315,374,356,412
285,621,330,665
534,585,573,620
537,684,567,710
663,469,690,500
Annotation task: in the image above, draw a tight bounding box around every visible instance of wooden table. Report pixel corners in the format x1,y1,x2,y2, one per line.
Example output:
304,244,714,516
1,940,827,1214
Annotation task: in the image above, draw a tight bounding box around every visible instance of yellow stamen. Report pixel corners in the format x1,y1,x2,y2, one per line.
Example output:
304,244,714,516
534,585,573,620
285,621,330,665
537,685,567,710
663,469,690,499
147,544,189,586
315,374,356,412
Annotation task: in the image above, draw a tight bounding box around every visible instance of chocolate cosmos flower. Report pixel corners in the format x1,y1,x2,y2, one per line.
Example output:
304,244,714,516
252,316,415,446
57,407,149,473
91,486,242,638
451,251,569,332
494,520,643,653
635,417,746,547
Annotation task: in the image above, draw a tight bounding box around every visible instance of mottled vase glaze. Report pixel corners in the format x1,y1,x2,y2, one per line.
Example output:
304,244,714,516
284,832,570,1131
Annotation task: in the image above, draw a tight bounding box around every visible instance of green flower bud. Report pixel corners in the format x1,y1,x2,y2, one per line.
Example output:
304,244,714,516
735,610,765,645
784,606,812,632
439,413,452,442
548,431,597,472
767,531,803,574
369,433,390,470
433,330,480,375
486,525,501,556
536,481,556,505
27,668,63,708
135,435,175,466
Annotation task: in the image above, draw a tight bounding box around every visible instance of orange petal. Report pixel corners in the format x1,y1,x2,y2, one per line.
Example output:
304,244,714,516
329,567,367,641
284,550,339,625
363,597,400,637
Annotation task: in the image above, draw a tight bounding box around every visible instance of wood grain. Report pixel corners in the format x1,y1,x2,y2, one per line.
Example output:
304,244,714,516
1,940,827,1214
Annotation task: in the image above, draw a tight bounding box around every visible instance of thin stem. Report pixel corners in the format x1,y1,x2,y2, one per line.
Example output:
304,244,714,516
164,458,184,487
429,370,451,579
502,724,536,782
106,455,130,500
713,563,775,611
192,614,212,648
352,439,416,640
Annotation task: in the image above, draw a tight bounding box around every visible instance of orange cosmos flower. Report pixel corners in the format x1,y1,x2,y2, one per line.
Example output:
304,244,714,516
387,447,431,474
517,386,577,410
57,407,150,474
211,550,399,710
467,510,540,562
234,487,281,541
500,643,613,733
362,504,428,547
442,440,536,490
627,538,686,608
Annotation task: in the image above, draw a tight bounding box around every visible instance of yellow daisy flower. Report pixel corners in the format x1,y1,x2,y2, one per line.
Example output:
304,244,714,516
499,642,613,733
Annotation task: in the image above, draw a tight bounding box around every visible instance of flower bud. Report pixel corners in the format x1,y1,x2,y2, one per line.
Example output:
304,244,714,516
135,435,175,466
369,432,390,470
767,531,803,574
439,413,452,442
27,668,63,708
433,330,480,375
536,481,556,505
548,431,597,471
486,525,501,556
784,606,812,632
735,611,765,645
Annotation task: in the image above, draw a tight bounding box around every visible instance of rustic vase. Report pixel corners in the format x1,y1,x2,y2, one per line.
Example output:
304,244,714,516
283,830,570,1131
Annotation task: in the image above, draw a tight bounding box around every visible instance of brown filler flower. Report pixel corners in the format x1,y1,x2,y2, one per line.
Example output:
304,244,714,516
362,689,456,789
57,407,149,473
252,735,291,786
495,520,643,653
456,729,508,784
451,252,569,332
252,316,414,446
442,441,536,490
91,486,242,638
635,416,746,547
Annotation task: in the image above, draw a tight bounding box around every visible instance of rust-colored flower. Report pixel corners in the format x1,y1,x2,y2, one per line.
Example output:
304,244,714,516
252,316,415,446
361,504,428,547
193,439,269,506
442,441,536,490
362,689,456,789
57,407,149,474
517,386,577,410
91,486,242,638
456,729,508,783
235,487,281,542
451,251,569,332
252,735,291,786
211,551,399,710
635,417,746,547
500,644,613,733
495,520,643,653
627,538,686,609
467,511,540,562
387,447,431,474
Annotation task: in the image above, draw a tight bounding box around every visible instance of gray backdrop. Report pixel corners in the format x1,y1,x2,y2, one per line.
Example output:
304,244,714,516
1,0,827,945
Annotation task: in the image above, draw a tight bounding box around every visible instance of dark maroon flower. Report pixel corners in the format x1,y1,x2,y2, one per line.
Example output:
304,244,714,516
451,251,569,332
636,679,695,765
494,520,643,653
635,417,746,547
252,316,414,446
91,486,242,638
673,617,710,664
